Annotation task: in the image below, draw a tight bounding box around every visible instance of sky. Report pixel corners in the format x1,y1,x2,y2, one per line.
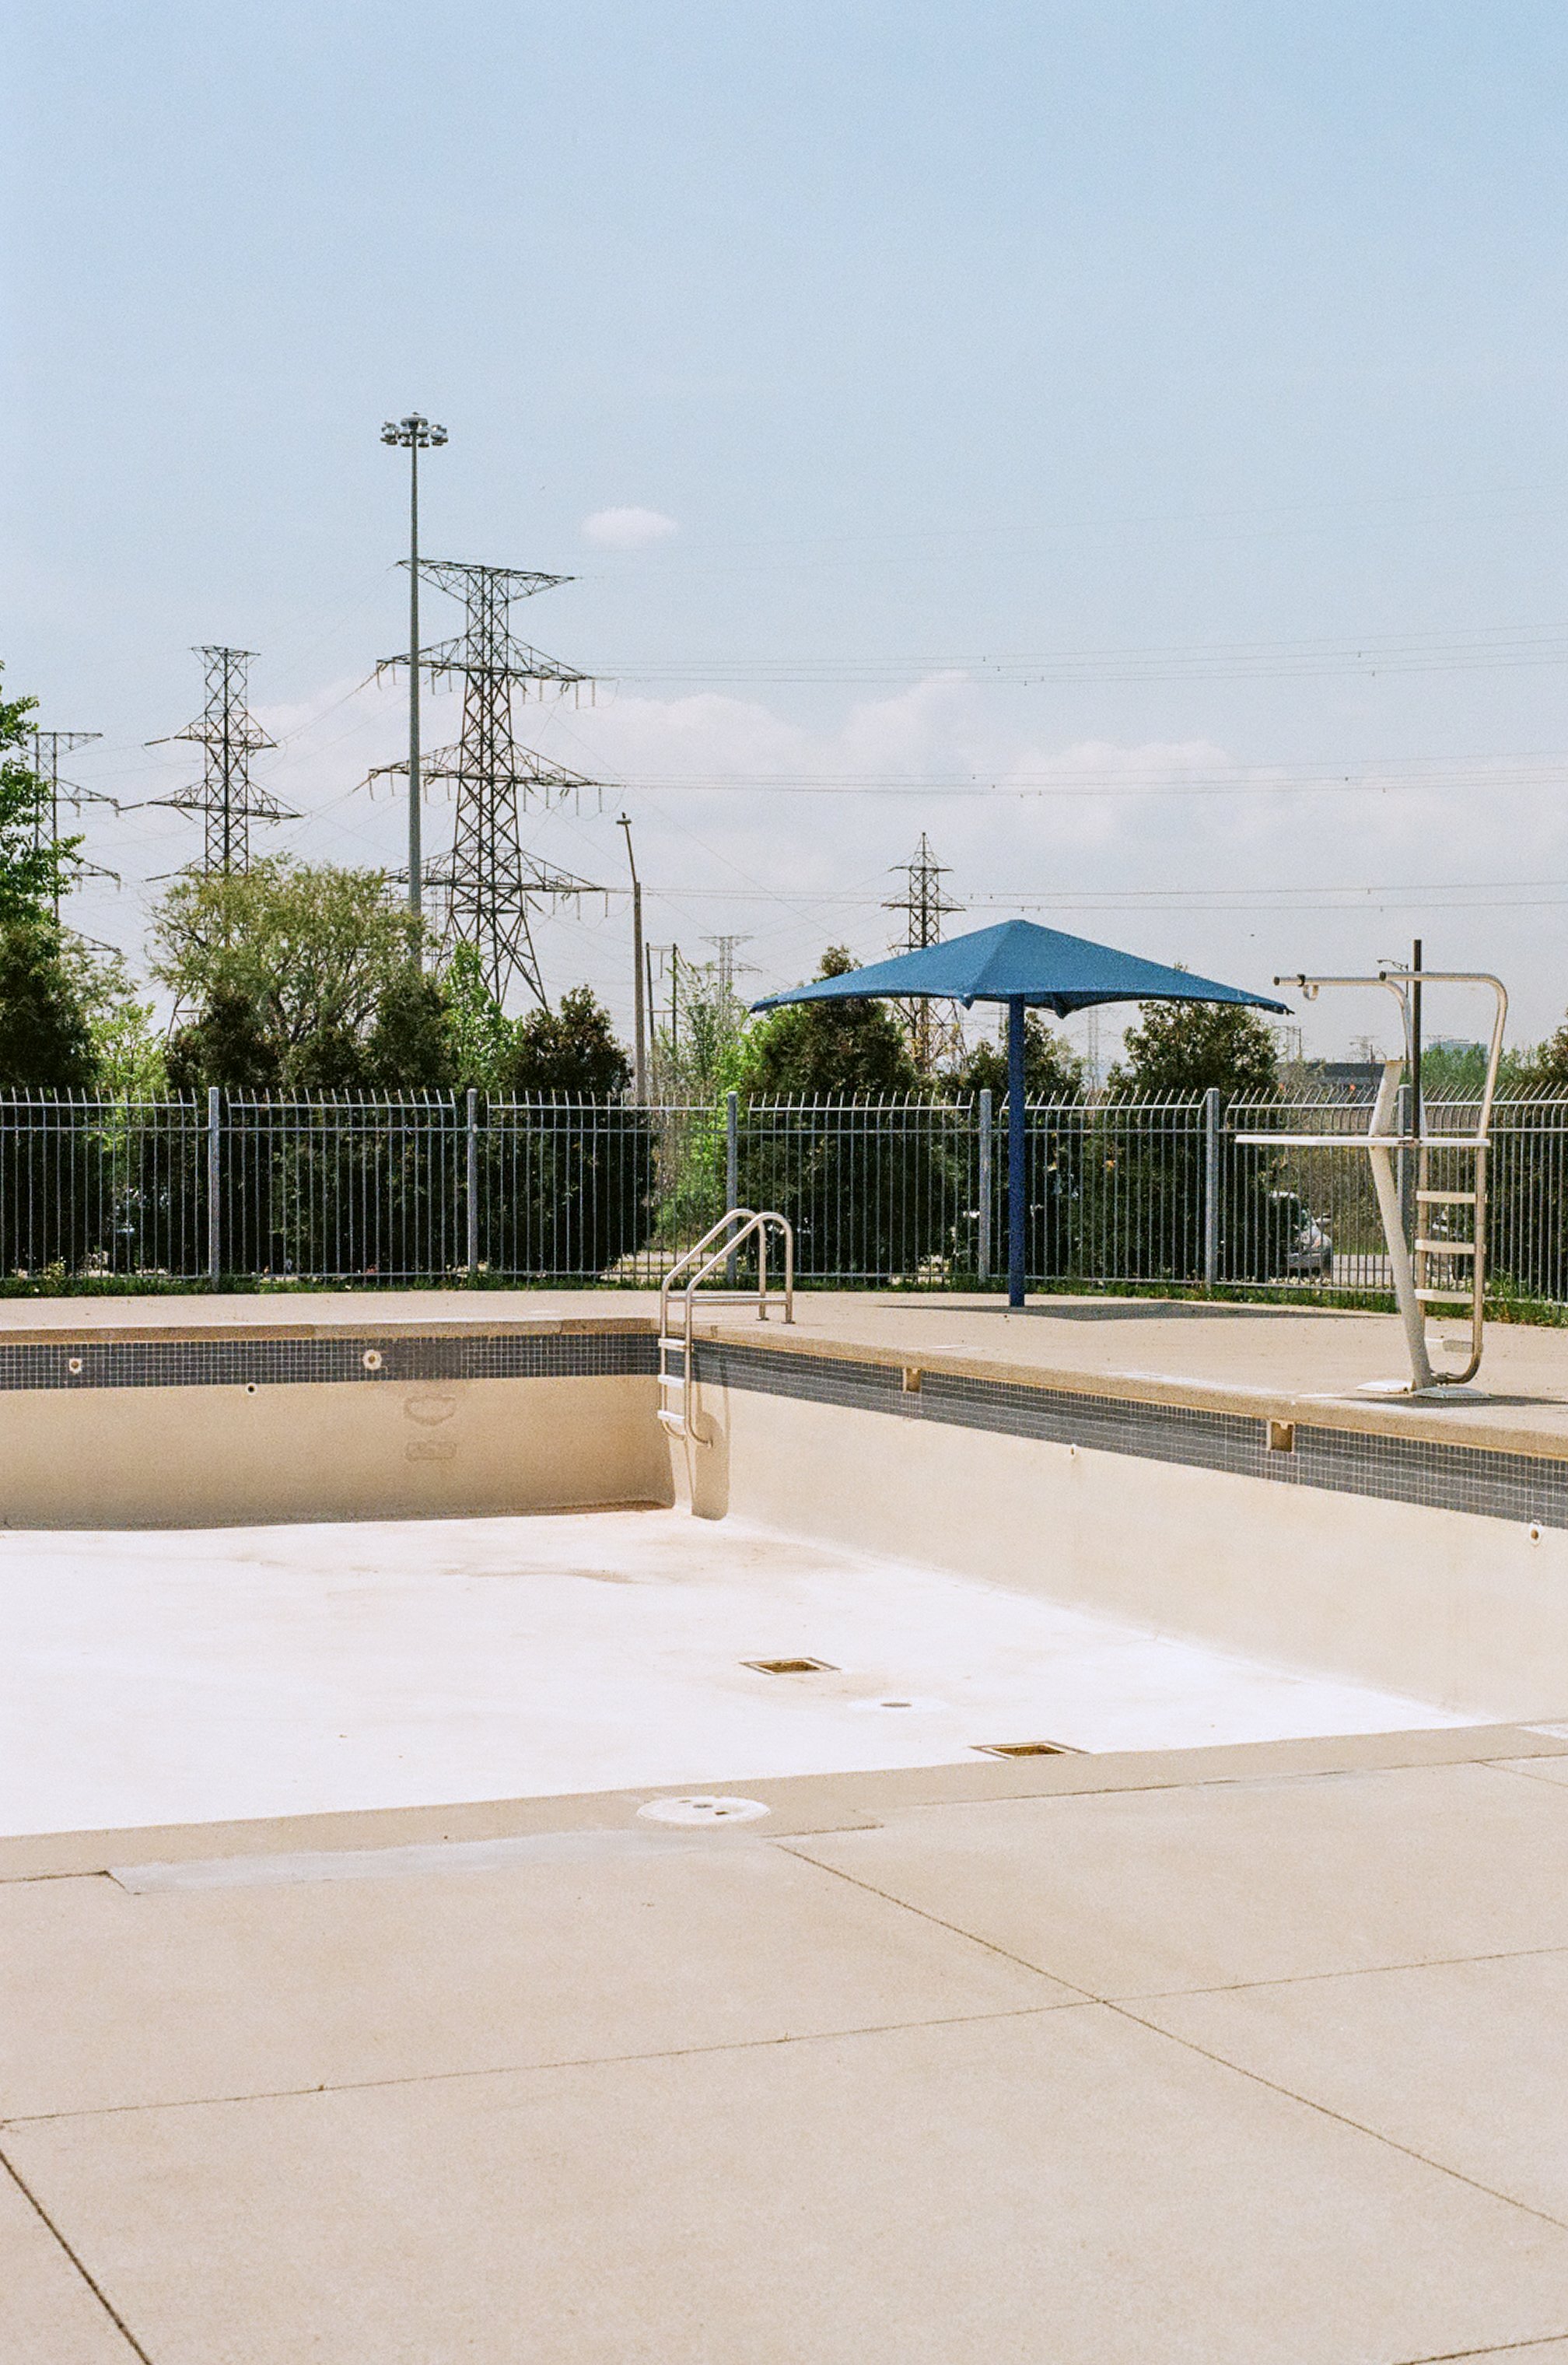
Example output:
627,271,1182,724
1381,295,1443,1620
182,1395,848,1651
5,1,1568,1066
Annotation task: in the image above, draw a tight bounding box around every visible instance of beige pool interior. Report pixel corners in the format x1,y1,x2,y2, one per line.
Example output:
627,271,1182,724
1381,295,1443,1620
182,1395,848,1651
7,1289,1568,2362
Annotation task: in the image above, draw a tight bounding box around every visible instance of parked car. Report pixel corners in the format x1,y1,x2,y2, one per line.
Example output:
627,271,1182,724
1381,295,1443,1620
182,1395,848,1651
1269,1190,1333,1278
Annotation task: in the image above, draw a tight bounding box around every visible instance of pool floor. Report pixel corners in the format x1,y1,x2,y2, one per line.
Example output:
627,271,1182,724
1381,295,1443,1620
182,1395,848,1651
0,1508,1473,1835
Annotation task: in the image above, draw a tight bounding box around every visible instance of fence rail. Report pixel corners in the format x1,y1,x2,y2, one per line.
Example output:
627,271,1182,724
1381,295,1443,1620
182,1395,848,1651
3,1088,1568,1300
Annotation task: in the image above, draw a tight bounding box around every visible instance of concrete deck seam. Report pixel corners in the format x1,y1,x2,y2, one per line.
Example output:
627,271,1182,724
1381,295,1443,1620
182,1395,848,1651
1481,1759,1568,1792
773,1841,1104,1997
1115,1938,1568,2004
1392,2338,1568,2363
779,1841,1568,2241
0,2142,154,2363
0,2001,1086,2130
1104,1998,1568,2241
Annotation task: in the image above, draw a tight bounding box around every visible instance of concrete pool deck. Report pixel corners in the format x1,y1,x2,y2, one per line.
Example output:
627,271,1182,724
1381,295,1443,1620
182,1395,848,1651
12,1722,1568,2360
2,1283,1564,1454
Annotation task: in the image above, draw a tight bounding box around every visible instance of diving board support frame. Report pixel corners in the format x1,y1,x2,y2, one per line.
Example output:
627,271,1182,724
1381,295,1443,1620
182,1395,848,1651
1237,967,1507,1394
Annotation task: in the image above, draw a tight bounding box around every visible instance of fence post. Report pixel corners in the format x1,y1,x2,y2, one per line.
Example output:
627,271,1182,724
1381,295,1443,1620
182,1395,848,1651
725,1089,740,1284
207,1086,222,1291
1202,1087,1221,1286
465,1088,480,1275
977,1088,993,1281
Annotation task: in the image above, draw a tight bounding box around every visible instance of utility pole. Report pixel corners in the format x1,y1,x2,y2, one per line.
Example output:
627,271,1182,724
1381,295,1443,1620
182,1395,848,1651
617,813,646,1100
370,559,607,1007
884,832,963,1071
148,647,295,872
27,727,114,921
380,412,447,928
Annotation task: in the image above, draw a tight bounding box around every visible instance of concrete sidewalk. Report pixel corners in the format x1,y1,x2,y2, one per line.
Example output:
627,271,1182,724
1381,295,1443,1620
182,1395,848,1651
9,1727,1568,2362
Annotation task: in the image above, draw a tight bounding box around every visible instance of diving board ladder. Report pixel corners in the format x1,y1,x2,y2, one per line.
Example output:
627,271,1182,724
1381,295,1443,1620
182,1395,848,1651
1237,967,1507,1393
656,1210,794,1445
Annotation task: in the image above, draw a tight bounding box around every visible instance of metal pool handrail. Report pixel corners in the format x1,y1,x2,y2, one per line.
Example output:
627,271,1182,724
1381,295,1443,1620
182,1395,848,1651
657,1210,795,1445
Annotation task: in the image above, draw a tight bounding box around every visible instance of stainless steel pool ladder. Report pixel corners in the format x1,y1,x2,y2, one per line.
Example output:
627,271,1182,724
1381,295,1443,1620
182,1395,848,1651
656,1209,795,1445
1237,968,1507,1392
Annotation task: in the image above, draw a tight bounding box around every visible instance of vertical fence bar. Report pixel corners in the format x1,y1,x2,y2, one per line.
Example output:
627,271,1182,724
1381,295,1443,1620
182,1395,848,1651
725,1088,740,1284
206,1085,222,1290
977,1088,992,1281
465,1088,479,1276
1202,1086,1221,1285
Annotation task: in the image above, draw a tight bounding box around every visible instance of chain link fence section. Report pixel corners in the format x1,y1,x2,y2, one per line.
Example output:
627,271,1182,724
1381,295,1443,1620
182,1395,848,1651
0,1087,1566,1299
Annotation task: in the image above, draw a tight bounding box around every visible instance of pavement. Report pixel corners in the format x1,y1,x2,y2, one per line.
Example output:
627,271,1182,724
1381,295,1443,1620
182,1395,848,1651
10,1726,1568,2360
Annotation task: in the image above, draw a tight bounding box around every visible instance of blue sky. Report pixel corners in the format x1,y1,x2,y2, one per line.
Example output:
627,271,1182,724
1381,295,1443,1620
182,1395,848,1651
6,2,1568,1053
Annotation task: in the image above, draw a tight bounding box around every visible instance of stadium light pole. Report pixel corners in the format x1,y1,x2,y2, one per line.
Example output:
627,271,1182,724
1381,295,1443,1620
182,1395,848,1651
380,412,448,927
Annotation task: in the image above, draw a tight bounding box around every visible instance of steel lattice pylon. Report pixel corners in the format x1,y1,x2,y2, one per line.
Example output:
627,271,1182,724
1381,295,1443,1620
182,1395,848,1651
149,646,296,874
373,560,606,1007
27,727,117,920
884,832,964,1071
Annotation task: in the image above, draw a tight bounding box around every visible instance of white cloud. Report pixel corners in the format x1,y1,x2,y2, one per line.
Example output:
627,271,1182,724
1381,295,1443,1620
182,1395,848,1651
582,506,679,550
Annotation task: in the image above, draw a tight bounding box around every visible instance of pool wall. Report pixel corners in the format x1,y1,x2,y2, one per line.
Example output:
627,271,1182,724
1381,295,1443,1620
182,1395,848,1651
678,1357,1568,1723
0,1373,670,1527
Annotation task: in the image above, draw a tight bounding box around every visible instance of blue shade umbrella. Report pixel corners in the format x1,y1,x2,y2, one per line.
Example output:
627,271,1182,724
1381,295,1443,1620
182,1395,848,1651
752,920,1290,1310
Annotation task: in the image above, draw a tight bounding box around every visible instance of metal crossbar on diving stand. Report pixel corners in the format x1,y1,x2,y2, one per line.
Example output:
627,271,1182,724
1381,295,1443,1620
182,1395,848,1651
656,1209,795,1445
1237,966,1507,1394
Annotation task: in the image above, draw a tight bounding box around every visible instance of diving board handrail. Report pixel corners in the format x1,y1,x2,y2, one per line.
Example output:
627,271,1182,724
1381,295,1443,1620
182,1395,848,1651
1236,968,1507,1393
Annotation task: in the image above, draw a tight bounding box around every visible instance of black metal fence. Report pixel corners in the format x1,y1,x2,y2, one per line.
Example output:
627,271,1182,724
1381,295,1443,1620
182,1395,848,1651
2,1087,1566,1299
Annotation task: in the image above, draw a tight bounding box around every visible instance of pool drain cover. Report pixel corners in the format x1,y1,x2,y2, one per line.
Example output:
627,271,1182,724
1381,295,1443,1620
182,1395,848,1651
743,1657,837,1676
638,1795,772,1827
971,1741,1080,1759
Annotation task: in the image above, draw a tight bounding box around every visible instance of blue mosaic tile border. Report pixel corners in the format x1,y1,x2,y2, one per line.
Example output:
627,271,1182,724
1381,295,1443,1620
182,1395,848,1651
691,1341,1568,1533
0,1331,659,1393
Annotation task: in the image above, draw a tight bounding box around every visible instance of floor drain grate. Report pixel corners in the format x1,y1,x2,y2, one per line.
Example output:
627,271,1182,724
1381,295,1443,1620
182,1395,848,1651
971,1740,1080,1758
743,1657,838,1675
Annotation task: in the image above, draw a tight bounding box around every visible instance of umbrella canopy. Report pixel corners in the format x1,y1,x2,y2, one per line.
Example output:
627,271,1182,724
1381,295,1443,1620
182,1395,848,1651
750,919,1290,1309
751,918,1290,1019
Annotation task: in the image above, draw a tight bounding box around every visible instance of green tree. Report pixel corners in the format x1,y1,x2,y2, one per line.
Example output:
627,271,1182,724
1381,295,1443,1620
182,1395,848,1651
487,987,646,1281
0,919,98,1086
443,942,516,1089
0,920,103,1276
0,679,84,922
1110,998,1280,1098
502,986,630,1096
739,948,919,1096
1099,999,1286,1283
151,860,435,1089
948,1015,1085,1100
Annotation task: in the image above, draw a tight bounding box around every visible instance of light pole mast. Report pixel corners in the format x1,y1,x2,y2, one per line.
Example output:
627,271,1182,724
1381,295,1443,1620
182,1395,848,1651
380,411,447,929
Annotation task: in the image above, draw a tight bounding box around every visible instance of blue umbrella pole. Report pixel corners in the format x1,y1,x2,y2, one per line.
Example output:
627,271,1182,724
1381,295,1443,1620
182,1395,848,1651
1007,994,1027,1309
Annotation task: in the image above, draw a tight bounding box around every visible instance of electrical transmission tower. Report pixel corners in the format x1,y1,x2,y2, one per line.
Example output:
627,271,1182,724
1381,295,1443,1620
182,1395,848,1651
27,727,117,920
702,933,754,1000
884,832,964,1071
149,646,296,873
373,561,606,1007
